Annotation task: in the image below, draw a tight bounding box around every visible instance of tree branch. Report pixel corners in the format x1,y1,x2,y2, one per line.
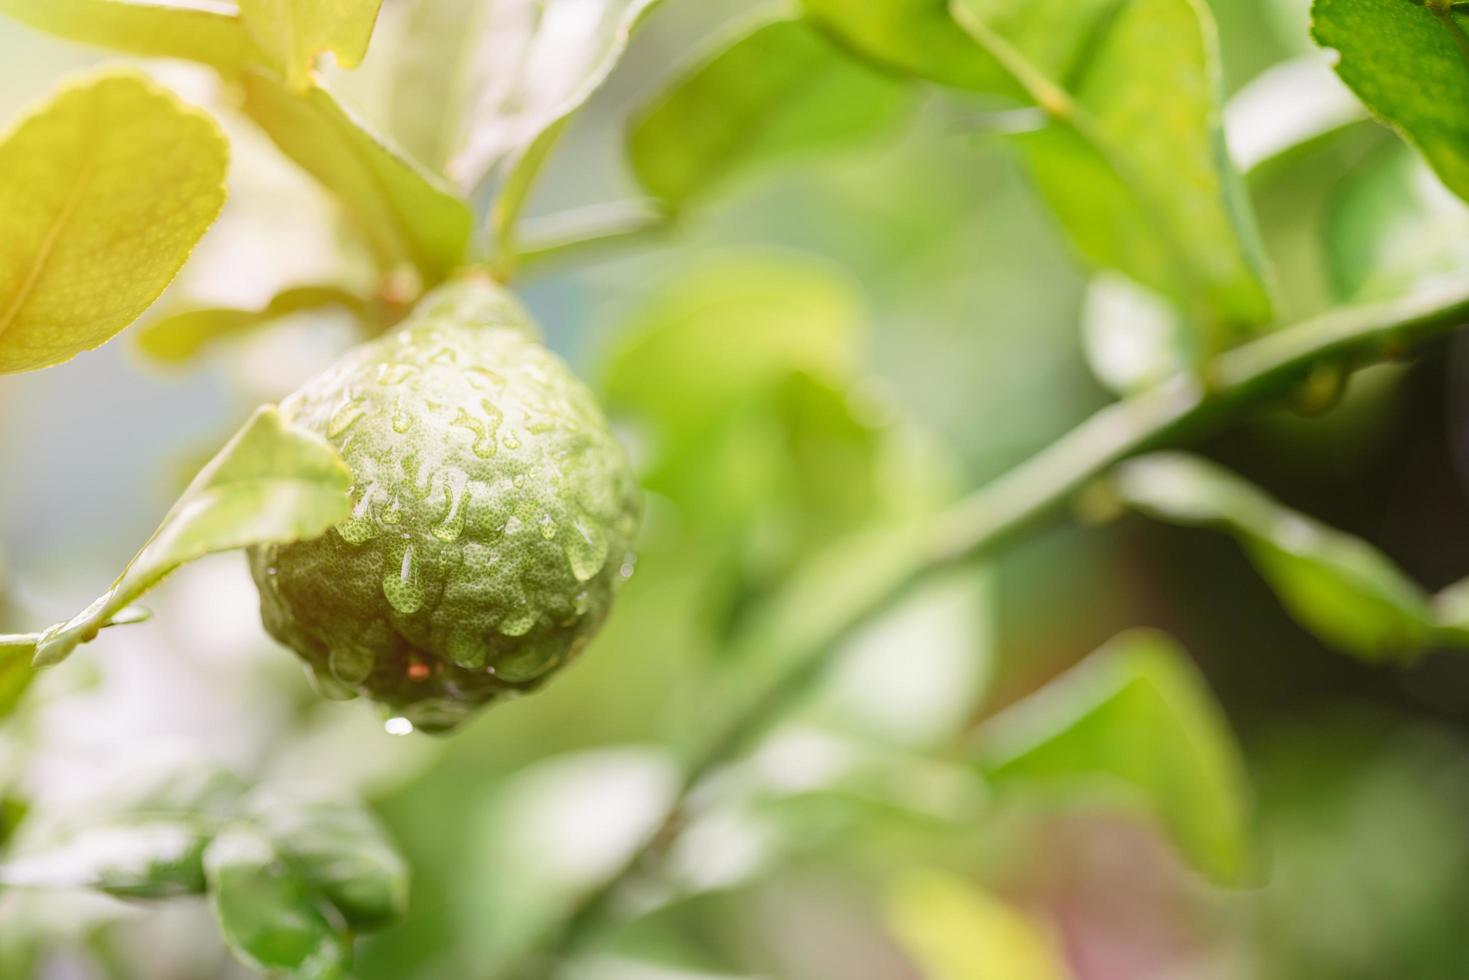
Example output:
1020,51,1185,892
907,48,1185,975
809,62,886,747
521,278,1469,971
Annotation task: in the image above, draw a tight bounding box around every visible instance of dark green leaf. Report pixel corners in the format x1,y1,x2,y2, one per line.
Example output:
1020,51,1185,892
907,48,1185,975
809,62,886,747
1115,452,1436,661
246,785,408,932
205,826,350,979
628,15,910,212
976,629,1257,885
1312,0,1469,205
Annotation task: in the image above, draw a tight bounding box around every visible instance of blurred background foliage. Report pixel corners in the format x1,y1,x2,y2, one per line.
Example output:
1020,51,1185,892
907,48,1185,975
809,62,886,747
5,0,1469,977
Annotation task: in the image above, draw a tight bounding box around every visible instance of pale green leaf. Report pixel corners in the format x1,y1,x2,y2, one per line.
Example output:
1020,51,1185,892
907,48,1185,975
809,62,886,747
886,870,1072,980
1322,140,1469,302
241,71,472,284
245,784,408,932
438,0,662,192
0,0,262,72
0,612,145,716
977,629,1257,885
1115,453,1436,661
952,0,1273,344
1312,0,1469,205
0,70,228,374
205,826,350,979
628,15,911,212
138,285,369,364
239,0,383,90
32,406,352,667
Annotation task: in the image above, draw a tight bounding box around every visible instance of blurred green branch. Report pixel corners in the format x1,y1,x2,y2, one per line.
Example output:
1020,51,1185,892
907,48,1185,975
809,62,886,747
505,277,1469,974
513,200,675,278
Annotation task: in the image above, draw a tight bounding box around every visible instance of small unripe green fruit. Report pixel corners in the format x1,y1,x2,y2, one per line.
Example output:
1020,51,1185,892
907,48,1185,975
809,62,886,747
248,278,640,733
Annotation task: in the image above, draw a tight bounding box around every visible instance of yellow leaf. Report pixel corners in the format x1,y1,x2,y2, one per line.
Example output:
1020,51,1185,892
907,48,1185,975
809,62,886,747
0,70,228,374
886,871,1072,980
240,0,383,90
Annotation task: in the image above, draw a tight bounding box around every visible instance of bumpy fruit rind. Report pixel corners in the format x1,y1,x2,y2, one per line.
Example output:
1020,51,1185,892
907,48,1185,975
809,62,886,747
248,278,640,733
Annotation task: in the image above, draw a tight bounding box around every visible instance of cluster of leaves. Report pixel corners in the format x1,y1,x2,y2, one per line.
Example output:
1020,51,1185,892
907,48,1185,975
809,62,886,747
0,752,406,978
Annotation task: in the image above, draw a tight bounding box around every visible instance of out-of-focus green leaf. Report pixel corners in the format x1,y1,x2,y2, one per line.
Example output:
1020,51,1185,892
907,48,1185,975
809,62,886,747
0,0,263,72
0,640,34,720
1322,140,1469,302
602,251,859,436
0,819,210,899
1115,453,1436,661
885,870,1072,980
246,784,408,932
435,0,662,191
241,72,471,284
1080,273,1192,395
977,629,1257,886
951,0,1272,346
239,0,383,90
462,747,678,961
1224,56,1366,177
32,406,352,667
1312,0,1469,205
0,71,228,375
138,285,369,365
205,826,350,979
628,15,910,212
800,0,1102,97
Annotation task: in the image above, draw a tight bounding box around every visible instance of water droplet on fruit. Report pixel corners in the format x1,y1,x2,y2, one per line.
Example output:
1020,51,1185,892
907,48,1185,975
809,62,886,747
502,430,522,451
328,398,368,437
384,716,414,736
574,590,591,615
619,554,637,580
382,545,424,614
391,399,413,433
565,518,608,582
538,514,556,540
432,472,468,542
499,606,537,637
328,644,374,684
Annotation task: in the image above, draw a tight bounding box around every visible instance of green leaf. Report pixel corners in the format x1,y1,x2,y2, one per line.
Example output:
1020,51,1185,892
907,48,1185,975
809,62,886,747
32,406,352,667
1312,0,1469,205
0,639,35,720
602,251,860,436
0,70,228,375
627,15,910,213
1321,139,1469,302
1115,452,1437,661
245,785,408,932
438,0,662,191
1224,56,1366,178
951,0,1272,345
976,629,1257,886
800,0,1087,96
239,0,383,91
241,71,472,285
0,0,263,72
885,870,1071,980
0,819,211,899
138,285,369,365
205,826,350,979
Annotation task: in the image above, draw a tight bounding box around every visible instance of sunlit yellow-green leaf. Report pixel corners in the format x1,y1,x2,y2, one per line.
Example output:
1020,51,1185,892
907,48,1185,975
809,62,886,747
32,407,352,667
1115,453,1437,662
241,71,471,284
138,285,369,365
0,71,228,374
239,0,383,91
628,15,911,212
0,0,262,72
886,870,1072,980
977,629,1257,885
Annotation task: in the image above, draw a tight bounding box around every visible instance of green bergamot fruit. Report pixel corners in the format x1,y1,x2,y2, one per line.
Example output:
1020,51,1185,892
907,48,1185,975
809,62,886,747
248,278,641,733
